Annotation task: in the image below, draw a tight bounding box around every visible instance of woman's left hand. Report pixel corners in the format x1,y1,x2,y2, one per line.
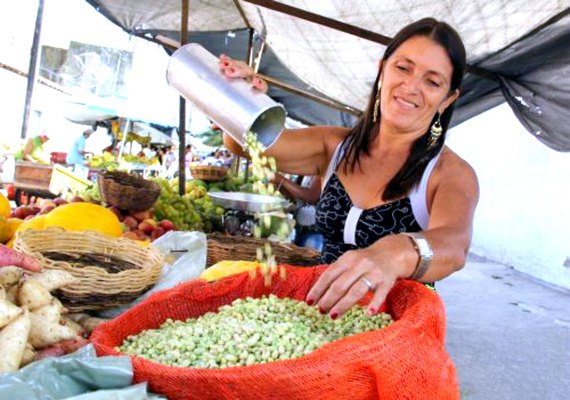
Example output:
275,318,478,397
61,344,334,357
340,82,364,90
306,246,401,318
0,244,42,272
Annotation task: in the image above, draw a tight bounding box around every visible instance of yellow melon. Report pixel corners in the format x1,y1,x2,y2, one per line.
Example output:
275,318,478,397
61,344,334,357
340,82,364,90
43,203,122,237
15,214,46,233
0,193,10,218
0,216,10,243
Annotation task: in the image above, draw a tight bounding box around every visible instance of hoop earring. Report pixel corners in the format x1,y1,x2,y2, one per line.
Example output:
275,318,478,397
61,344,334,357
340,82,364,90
428,112,442,149
372,79,382,123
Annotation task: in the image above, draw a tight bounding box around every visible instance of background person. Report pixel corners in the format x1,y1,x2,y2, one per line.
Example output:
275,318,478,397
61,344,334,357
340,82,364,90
66,128,93,178
271,173,323,251
222,18,479,318
14,133,50,164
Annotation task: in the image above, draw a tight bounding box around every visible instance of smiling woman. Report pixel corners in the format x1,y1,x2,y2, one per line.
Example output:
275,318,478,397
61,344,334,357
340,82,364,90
222,18,479,319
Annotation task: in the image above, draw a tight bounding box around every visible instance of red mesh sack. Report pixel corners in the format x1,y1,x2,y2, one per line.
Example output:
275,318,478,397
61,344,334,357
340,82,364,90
91,265,459,399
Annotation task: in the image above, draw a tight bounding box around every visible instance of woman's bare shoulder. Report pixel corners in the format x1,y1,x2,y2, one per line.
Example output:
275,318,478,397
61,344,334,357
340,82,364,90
436,147,479,187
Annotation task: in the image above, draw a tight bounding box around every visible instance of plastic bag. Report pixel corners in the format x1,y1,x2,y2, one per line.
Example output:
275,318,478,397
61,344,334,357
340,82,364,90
65,383,164,400
0,344,164,400
98,231,207,318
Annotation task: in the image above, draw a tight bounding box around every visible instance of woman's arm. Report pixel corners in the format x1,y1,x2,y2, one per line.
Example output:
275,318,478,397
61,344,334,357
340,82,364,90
273,174,321,204
225,126,345,177
307,151,479,317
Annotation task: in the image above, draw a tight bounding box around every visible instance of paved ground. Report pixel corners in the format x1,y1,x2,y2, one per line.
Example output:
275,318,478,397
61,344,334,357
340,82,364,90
437,254,570,400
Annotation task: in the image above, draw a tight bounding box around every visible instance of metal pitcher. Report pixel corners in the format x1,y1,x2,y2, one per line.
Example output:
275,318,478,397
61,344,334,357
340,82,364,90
166,43,286,149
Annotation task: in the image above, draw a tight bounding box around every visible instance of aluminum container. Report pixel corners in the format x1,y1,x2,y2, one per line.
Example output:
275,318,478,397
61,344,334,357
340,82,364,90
166,43,286,149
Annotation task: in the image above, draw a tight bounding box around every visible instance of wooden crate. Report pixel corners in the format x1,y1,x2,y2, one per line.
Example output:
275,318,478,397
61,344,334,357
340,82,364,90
14,162,91,196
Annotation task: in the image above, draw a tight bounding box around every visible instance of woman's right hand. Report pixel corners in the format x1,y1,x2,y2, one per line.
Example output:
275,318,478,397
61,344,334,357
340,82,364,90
219,54,268,93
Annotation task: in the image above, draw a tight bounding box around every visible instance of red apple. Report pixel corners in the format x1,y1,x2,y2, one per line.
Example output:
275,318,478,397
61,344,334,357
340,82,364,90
53,197,68,206
123,216,139,231
38,199,56,208
138,221,155,235
70,195,84,203
121,231,140,241
150,227,166,241
130,210,152,222
142,218,158,227
133,229,149,241
39,205,55,215
159,219,176,231
30,206,41,215
14,206,34,219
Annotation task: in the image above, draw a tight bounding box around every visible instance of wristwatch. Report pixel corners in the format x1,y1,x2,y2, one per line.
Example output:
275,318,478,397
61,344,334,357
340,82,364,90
402,232,433,280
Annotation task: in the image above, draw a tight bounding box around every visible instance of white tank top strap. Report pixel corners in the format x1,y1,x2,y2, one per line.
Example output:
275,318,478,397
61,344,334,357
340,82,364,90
321,141,344,191
409,152,443,230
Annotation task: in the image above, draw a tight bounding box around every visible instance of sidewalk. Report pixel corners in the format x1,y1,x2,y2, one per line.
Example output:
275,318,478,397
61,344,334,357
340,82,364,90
437,255,570,400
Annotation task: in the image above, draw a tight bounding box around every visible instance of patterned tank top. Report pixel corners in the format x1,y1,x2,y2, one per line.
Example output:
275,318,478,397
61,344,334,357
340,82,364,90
315,142,441,264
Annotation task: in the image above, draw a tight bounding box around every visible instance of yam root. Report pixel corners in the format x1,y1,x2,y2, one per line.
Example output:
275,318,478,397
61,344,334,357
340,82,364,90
34,337,89,361
5,284,17,304
17,279,52,310
0,266,24,286
21,342,36,367
60,315,84,335
32,299,64,324
0,245,41,272
31,270,76,291
34,345,66,361
0,299,23,329
78,317,108,334
67,312,90,322
0,308,31,373
28,312,77,348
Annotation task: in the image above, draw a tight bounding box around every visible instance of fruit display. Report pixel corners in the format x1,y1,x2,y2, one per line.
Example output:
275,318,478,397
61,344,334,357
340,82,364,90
118,208,176,243
152,178,224,233
87,152,119,170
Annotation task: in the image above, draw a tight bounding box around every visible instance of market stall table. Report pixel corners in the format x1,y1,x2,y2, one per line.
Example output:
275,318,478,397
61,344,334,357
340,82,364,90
13,162,91,205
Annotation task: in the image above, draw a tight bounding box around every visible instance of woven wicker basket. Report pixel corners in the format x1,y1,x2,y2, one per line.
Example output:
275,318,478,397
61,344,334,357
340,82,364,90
98,170,160,211
14,228,164,312
190,165,228,182
206,232,321,267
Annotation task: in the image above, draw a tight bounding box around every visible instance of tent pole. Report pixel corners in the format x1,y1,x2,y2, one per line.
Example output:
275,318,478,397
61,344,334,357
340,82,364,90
117,118,131,162
21,0,45,139
258,73,362,116
233,0,253,29
242,0,391,45
178,0,189,196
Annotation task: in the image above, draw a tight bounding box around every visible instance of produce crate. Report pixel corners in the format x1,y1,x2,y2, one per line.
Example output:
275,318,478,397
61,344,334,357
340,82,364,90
14,162,91,197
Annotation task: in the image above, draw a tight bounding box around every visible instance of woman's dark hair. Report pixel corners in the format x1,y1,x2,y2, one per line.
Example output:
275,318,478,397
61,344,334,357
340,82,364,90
341,18,466,200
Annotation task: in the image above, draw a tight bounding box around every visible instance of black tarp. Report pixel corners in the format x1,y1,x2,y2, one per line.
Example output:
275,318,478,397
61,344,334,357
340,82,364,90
453,14,570,151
